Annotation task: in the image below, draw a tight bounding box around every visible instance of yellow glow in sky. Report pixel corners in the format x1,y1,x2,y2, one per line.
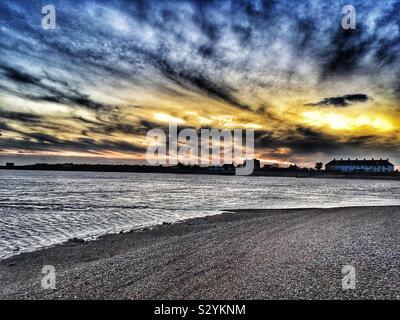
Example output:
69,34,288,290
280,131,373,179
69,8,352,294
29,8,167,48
153,113,185,124
301,111,394,132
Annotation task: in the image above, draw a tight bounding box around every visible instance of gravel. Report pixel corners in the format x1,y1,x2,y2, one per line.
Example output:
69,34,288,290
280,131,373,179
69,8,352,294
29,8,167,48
1,206,400,299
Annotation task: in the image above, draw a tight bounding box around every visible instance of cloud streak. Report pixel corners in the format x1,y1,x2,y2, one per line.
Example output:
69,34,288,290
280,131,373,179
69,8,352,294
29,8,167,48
305,94,370,107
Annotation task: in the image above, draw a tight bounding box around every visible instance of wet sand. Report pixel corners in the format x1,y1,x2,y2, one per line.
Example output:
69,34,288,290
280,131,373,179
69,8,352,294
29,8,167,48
1,206,400,300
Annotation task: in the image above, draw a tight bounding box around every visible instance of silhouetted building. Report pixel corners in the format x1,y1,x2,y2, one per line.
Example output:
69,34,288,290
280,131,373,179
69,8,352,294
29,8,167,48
325,158,394,173
263,163,279,169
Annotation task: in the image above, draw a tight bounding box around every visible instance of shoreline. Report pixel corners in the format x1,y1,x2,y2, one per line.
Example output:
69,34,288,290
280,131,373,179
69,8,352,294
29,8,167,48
0,210,227,261
1,206,400,299
2,204,397,261
2,167,400,181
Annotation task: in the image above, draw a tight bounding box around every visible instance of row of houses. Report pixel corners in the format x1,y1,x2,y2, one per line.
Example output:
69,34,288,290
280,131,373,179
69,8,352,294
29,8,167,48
325,158,394,173
198,158,395,173
220,158,396,173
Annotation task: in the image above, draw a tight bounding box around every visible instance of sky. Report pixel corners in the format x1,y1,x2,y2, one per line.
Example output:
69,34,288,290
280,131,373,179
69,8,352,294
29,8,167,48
0,0,399,167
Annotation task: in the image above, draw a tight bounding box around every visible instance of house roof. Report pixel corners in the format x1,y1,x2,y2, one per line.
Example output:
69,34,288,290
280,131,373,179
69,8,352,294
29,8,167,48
326,159,394,166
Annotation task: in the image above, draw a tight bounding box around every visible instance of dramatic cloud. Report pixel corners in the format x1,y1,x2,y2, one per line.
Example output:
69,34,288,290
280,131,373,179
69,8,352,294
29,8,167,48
0,110,43,123
0,0,399,166
305,94,370,107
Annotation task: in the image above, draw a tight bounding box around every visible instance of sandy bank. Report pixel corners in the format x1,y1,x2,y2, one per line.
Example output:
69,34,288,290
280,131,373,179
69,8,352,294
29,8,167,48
1,206,400,299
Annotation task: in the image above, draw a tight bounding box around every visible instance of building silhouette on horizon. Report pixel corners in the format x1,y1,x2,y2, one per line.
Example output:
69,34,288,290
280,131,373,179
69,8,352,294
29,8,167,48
325,158,394,173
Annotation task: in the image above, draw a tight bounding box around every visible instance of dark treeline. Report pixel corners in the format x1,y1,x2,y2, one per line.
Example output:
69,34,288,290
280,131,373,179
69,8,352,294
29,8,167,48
1,162,399,180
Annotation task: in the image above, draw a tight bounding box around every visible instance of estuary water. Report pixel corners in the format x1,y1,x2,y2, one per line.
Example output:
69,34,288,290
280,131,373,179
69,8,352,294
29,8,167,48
1,170,399,259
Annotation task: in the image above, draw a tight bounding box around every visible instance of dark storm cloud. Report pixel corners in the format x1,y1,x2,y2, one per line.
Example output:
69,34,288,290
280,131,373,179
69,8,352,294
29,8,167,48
0,110,43,123
254,124,399,162
4,0,399,106
372,2,400,68
319,27,373,79
33,93,111,111
184,74,251,111
0,64,112,112
87,122,155,136
255,126,342,155
305,94,370,107
1,0,400,161
0,131,146,154
315,4,400,87
295,17,316,50
286,126,341,153
1,65,42,86
3,1,400,85
0,121,11,131
147,54,251,110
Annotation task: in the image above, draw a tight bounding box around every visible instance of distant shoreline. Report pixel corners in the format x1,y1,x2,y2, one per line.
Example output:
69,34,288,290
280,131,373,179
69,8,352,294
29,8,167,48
1,206,400,299
1,165,400,180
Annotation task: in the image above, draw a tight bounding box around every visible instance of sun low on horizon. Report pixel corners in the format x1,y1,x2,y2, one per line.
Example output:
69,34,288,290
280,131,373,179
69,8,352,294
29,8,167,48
1,0,400,167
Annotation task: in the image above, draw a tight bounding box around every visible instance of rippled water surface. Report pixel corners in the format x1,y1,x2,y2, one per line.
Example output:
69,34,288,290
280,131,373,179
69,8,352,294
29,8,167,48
1,170,399,259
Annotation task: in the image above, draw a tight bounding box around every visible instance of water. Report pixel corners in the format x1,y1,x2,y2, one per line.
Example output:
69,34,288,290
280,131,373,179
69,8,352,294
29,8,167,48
0,170,399,259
